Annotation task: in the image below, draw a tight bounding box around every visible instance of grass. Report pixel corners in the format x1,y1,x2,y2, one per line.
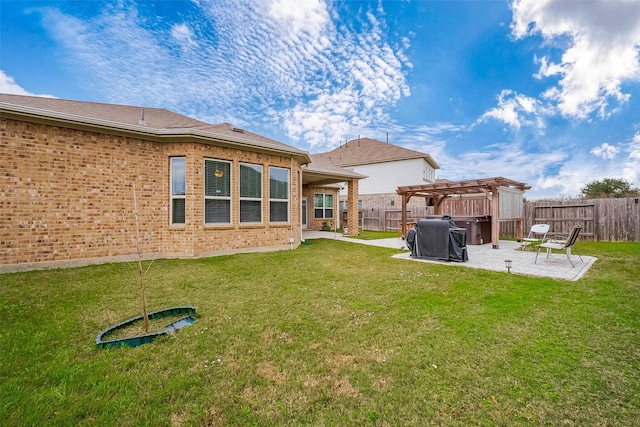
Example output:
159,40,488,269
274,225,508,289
1,239,639,426
348,230,399,240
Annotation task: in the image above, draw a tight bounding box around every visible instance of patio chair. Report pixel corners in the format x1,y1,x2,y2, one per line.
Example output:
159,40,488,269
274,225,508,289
521,223,549,252
535,225,583,267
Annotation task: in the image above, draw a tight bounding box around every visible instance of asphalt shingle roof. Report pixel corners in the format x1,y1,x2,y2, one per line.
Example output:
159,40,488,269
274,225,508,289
0,93,307,159
311,137,439,169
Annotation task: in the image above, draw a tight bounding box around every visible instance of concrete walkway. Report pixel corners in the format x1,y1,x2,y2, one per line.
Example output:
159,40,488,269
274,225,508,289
302,230,597,281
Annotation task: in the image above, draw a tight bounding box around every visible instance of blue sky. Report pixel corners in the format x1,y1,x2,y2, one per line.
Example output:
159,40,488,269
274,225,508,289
2,0,639,199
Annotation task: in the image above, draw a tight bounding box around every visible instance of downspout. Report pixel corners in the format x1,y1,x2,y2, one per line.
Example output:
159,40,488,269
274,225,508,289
191,143,196,257
162,150,166,256
299,170,304,244
290,156,294,250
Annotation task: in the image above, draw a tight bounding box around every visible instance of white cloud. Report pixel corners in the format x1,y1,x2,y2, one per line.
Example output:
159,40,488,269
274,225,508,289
283,90,357,148
534,137,640,198
0,70,31,95
170,23,197,48
396,123,640,199
0,70,56,97
536,171,587,198
590,142,620,160
529,149,614,197
32,0,410,150
436,142,572,198
378,124,570,198
512,0,640,119
622,133,640,186
269,3,411,149
479,89,547,129
268,0,329,41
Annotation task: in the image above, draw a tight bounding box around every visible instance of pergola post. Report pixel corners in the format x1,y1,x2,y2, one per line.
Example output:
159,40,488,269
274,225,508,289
517,219,524,241
491,186,500,249
433,196,445,215
401,193,409,238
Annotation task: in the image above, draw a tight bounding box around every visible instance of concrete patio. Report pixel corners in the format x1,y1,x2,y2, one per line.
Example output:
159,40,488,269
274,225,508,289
302,231,597,281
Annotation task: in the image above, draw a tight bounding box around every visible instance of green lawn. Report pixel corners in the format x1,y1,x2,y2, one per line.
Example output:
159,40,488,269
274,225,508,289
1,240,639,426
348,230,399,240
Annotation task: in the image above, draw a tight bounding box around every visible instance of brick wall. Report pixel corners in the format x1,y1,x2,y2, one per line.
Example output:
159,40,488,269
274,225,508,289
1,118,302,271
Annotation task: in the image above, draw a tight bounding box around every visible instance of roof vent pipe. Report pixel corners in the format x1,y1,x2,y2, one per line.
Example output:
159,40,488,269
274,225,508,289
138,108,148,126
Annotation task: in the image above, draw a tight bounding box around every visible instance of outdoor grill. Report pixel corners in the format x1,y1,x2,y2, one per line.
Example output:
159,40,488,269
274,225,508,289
407,217,468,262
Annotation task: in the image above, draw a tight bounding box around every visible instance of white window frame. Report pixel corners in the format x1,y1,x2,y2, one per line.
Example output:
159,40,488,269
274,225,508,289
204,158,232,225
239,163,263,224
269,166,290,223
170,157,186,225
314,192,334,219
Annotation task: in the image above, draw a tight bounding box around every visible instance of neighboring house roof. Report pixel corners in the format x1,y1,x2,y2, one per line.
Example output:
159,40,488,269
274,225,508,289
310,137,439,169
301,164,367,186
0,93,311,164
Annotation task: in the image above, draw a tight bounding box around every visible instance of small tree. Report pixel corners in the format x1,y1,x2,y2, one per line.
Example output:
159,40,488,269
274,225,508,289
133,185,149,332
580,178,639,199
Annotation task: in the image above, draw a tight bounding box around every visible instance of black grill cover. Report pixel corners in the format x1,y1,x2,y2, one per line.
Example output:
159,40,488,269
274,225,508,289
410,218,468,262
406,227,417,252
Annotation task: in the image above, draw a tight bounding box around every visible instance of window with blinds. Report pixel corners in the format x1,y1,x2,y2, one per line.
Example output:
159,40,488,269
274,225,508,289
240,163,262,223
170,157,186,224
269,167,289,222
204,159,231,224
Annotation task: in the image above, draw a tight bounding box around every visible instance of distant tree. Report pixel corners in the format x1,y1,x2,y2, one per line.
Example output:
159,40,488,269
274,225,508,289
580,178,639,199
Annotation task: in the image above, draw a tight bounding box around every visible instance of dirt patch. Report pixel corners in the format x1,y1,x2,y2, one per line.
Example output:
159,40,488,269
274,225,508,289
261,328,294,345
332,376,362,398
256,361,287,384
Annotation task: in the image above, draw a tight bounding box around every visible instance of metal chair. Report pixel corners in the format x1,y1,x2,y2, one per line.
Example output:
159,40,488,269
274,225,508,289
521,223,549,252
535,225,584,267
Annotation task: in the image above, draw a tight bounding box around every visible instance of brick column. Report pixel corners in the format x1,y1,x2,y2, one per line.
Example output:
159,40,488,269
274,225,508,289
347,179,359,236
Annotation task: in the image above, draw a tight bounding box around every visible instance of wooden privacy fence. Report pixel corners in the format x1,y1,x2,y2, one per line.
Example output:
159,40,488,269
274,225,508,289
500,198,640,242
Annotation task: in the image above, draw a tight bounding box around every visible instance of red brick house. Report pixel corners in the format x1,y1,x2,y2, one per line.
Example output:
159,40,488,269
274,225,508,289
0,94,362,272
